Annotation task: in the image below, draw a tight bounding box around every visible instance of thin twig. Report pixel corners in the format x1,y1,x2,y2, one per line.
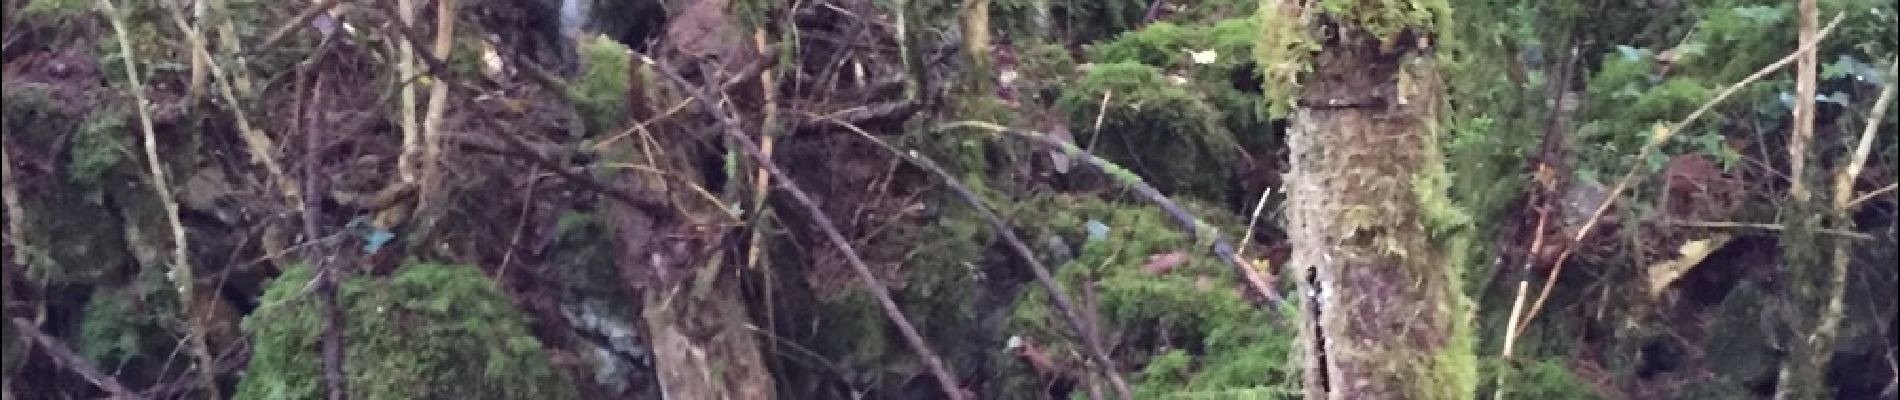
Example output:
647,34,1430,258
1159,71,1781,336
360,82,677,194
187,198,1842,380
638,52,967,399
9,318,142,399
1237,187,1273,259
746,29,779,274
1849,183,1898,209
1661,219,1874,240
99,1,221,397
1511,12,1846,338
249,0,346,55
810,112,1134,400
936,120,1290,311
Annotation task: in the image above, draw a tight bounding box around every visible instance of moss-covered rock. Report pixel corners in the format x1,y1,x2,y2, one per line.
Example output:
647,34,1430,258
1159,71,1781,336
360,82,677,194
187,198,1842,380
1055,62,1237,201
570,35,632,139
237,263,574,400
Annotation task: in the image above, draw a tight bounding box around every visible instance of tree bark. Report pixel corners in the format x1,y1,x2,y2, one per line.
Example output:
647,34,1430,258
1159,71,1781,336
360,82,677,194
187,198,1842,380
1282,33,1471,399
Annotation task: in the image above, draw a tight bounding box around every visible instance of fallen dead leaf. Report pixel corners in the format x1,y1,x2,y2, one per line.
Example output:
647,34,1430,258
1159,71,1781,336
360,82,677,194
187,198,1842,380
1144,252,1189,275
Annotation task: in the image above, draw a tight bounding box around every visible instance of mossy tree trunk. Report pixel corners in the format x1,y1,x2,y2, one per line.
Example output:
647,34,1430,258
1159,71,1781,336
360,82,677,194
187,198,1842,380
1279,17,1474,400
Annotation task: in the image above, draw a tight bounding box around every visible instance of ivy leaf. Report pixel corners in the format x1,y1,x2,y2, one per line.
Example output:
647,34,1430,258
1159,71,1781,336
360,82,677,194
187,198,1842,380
365,229,396,253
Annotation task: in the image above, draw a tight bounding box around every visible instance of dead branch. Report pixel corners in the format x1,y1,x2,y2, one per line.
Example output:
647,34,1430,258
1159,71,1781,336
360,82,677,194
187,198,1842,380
414,0,460,221
1661,220,1875,240
1849,183,1898,209
637,51,968,399
297,60,350,400
8,318,142,399
99,1,221,396
158,0,303,212
250,0,347,55
935,120,1291,311
811,112,1134,400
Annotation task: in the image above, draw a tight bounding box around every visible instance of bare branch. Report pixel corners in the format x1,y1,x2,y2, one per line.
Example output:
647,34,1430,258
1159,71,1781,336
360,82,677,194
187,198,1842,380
8,318,142,399
637,52,968,399
809,112,1134,400
99,1,221,396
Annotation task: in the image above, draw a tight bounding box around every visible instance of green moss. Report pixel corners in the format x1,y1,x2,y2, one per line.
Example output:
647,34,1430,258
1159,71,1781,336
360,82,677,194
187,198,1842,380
989,0,1150,44
20,0,93,21
1055,62,1237,201
1255,0,1450,118
1007,195,1299,397
1482,358,1596,399
571,35,632,138
237,263,574,400
3,87,132,284
67,107,130,186
75,270,183,372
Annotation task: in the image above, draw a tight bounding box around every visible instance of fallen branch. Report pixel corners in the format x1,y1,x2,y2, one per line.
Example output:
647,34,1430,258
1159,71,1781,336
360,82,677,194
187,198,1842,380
810,112,1134,400
8,318,141,399
935,120,1290,311
1510,11,1846,339
638,52,967,399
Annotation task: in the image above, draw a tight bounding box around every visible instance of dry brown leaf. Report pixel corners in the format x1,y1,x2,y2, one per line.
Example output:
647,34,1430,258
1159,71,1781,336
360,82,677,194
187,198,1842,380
1144,252,1188,275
